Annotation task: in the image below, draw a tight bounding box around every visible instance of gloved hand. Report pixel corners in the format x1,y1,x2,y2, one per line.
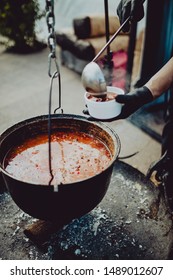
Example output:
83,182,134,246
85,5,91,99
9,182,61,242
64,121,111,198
83,86,153,121
117,0,145,32
115,86,153,119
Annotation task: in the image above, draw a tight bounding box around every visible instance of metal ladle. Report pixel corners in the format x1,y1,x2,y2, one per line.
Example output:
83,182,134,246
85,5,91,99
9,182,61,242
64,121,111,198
81,16,130,96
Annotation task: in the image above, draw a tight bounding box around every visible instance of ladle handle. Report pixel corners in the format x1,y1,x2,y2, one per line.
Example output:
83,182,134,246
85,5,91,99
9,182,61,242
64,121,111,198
92,16,130,62
92,0,146,62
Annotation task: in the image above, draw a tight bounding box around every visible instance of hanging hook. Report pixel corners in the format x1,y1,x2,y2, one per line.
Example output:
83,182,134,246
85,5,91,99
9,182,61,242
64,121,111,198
48,70,63,186
46,0,63,185
48,52,60,78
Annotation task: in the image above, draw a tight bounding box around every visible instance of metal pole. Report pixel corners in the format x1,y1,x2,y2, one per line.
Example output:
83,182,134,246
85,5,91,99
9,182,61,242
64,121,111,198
103,0,113,69
104,0,110,56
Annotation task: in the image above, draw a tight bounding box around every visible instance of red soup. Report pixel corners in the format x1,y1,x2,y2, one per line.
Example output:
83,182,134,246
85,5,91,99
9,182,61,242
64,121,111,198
4,131,112,185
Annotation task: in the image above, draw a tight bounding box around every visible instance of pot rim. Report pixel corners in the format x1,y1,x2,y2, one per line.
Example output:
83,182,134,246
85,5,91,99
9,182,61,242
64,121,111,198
0,113,121,186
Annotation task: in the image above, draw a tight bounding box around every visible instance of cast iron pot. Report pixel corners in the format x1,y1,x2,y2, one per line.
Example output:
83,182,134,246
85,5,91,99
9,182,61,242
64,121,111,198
0,114,120,223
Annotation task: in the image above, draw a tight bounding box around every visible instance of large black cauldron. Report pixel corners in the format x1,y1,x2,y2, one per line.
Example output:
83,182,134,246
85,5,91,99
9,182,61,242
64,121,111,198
0,114,120,223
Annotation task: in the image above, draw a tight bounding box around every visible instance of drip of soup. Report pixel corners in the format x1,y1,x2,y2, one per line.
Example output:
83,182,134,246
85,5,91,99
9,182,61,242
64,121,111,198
4,131,112,185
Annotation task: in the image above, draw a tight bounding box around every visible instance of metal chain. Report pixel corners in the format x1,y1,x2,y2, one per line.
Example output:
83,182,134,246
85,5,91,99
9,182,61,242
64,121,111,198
46,0,56,57
46,0,60,77
45,0,62,113
45,0,63,186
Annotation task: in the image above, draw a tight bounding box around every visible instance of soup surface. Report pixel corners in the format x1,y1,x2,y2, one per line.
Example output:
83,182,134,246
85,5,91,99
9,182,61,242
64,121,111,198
87,92,117,102
4,131,112,185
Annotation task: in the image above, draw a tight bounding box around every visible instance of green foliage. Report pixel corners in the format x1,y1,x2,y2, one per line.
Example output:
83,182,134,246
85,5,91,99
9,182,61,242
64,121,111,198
0,0,45,52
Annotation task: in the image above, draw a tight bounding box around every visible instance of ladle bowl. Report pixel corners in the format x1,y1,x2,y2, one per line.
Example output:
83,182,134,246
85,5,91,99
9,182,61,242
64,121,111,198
0,114,120,223
81,62,107,96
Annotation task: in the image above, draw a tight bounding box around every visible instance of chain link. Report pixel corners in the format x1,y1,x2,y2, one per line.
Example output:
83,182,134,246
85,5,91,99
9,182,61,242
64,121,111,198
46,0,56,58
46,0,60,77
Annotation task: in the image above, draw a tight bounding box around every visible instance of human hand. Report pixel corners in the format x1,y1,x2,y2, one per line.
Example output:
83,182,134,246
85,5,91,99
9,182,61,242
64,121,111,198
82,86,153,121
114,86,153,119
117,0,145,32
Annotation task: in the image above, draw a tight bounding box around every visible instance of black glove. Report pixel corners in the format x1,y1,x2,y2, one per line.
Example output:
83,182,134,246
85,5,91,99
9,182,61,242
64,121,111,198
117,0,145,32
115,86,153,119
83,86,153,122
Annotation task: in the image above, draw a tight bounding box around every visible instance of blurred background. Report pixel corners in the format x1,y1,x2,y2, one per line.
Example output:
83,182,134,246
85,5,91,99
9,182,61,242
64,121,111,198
36,0,146,39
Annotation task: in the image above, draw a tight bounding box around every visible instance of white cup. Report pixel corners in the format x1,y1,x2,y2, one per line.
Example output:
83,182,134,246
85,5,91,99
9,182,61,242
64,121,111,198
84,86,124,120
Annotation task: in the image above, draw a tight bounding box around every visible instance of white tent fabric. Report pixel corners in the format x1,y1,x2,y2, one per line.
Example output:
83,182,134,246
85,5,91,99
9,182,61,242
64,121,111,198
36,0,146,41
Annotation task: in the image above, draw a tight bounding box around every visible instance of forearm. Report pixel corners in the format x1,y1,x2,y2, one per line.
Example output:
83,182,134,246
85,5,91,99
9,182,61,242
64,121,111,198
145,57,173,99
